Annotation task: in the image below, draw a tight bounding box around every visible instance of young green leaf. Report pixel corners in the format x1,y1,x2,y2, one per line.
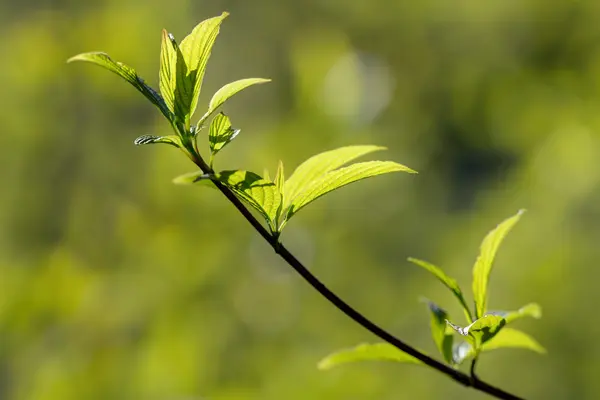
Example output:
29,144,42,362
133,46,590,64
198,78,271,126
284,145,387,209
159,30,178,114
209,113,240,155
452,327,545,365
480,327,546,354
274,160,285,194
133,134,182,148
489,303,542,324
423,299,454,364
179,170,281,230
472,209,525,319
178,12,229,121
67,52,172,121
409,258,473,323
318,343,421,370
447,315,506,353
286,161,415,220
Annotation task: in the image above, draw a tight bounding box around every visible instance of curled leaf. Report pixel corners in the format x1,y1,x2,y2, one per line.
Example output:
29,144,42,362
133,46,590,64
209,112,240,155
134,135,182,147
422,299,454,364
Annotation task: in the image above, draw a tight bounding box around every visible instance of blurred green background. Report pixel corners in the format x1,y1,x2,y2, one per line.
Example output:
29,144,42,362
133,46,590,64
2,0,599,399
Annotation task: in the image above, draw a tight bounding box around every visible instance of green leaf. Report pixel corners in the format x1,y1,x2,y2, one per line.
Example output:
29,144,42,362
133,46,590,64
489,303,542,324
318,343,421,370
178,12,229,122
180,170,281,229
409,258,473,323
472,209,525,319
481,327,546,353
446,315,506,353
209,112,240,155
286,160,415,221
159,29,178,115
423,299,454,364
133,135,182,148
284,145,388,209
274,160,285,195
198,78,271,127
67,52,172,121
452,328,545,365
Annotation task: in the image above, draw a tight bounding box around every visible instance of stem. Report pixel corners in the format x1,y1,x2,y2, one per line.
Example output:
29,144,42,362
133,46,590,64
189,155,524,400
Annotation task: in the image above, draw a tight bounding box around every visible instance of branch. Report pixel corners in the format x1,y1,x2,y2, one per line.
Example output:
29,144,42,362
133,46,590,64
190,156,524,400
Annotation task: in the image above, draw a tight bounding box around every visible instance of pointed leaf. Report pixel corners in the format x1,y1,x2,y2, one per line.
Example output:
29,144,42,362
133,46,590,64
209,112,240,154
274,160,285,194
134,135,182,147
284,145,386,209
67,52,172,121
409,258,473,323
287,161,415,220
179,12,228,121
472,210,525,319
318,343,421,370
423,299,453,364
159,30,178,114
198,78,271,126
488,303,542,324
447,315,506,352
452,327,545,365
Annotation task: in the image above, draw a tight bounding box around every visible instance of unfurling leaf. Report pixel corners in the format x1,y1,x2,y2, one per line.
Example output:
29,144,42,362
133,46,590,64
409,258,473,323
472,210,525,319
423,299,453,364
199,78,271,126
488,303,542,324
447,315,506,353
286,160,415,221
318,343,421,370
134,135,182,147
209,112,240,155
179,12,229,121
452,327,545,365
67,52,172,121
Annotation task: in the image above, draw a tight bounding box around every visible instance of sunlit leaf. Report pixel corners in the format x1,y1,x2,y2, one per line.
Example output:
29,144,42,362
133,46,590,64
67,52,172,121
447,315,506,353
284,145,387,209
452,328,545,365
423,299,453,364
133,134,182,147
274,160,285,194
472,210,525,319
199,78,271,126
286,161,415,220
209,112,240,155
179,12,229,121
488,303,542,324
481,327,546,353
178,170,281,228
409,258,473,323
159,30,178,114
318,343,421,370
